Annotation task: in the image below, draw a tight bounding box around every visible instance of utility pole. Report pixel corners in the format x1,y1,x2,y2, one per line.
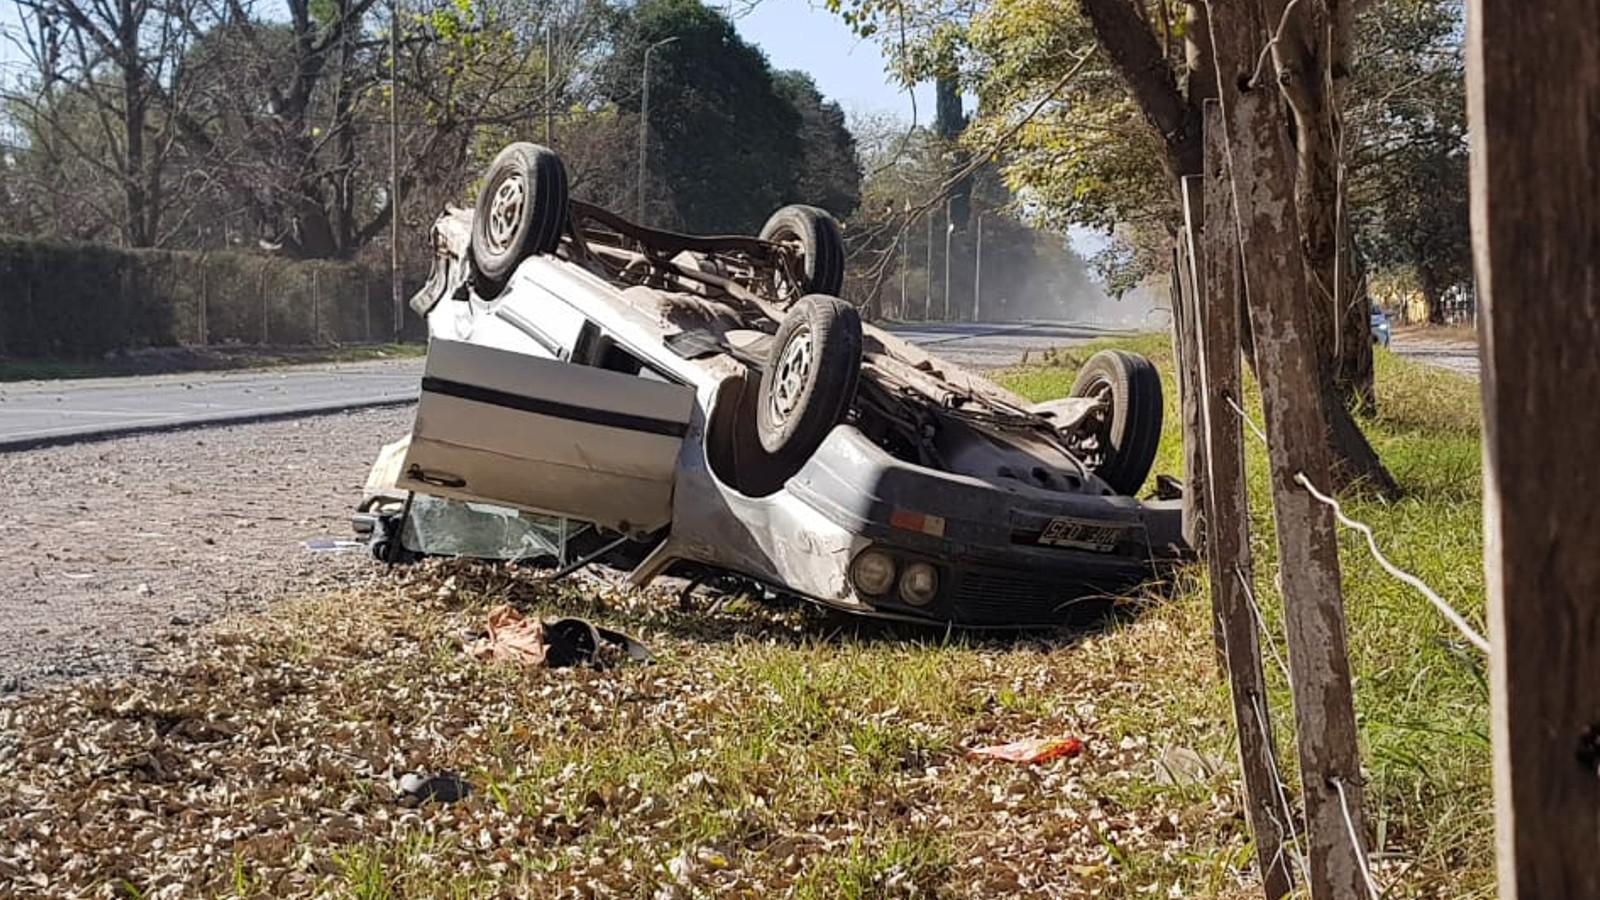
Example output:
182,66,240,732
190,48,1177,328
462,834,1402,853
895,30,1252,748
924,212,933,320
389,0,402,342
943,199,953,321
544,25,554,143
898,203,909,320
973,212,983,322
637,36,678,224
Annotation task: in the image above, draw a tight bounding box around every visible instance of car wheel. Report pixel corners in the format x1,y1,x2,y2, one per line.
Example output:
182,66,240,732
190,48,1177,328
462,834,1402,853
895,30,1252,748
1067,349,1164,496
756,295,862,474
469,142,570,298
759,205,845,300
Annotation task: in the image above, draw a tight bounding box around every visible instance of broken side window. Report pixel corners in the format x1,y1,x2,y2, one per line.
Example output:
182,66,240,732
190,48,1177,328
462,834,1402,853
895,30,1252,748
401,494,568,562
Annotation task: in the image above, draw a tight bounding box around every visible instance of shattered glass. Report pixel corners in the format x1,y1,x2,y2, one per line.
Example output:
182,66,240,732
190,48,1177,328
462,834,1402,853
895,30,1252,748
400,494,568,562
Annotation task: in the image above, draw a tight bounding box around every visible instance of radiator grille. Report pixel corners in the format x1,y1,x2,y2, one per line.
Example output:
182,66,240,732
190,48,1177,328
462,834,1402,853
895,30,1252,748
951,571,1131,626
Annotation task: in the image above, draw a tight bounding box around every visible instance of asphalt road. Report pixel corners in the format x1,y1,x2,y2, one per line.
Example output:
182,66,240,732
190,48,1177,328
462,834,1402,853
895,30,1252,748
886,321,1130,369
0,321,1120,448
1389,336,1480,380
0,360,422,450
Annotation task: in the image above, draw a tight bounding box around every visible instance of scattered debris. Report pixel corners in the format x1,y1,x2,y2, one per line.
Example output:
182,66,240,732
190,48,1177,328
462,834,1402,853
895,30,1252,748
397,770,471,804
300,537,365,553
469,604,550,666
0,561,1352,897
467,603,651,669
968,736,1086,764
1155,745,1220,786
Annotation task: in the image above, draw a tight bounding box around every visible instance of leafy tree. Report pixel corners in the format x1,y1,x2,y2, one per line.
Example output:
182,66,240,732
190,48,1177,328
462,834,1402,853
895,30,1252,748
772,71,862,219
837,0,1402,493
1348,0,1469,324
8,0,216,247
601,0,802,233
844,113,1099,323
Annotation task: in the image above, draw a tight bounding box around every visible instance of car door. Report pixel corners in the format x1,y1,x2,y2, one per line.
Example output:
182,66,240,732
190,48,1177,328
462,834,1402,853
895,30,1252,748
398,337,696,535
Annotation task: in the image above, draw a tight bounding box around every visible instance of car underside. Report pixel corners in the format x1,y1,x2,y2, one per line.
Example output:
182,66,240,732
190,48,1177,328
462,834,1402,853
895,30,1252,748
367,142,1184,626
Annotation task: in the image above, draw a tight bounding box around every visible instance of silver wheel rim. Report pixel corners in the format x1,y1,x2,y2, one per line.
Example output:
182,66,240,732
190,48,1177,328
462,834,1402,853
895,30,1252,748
768,324,814,426
486,172,527,254
1067,377,1115,468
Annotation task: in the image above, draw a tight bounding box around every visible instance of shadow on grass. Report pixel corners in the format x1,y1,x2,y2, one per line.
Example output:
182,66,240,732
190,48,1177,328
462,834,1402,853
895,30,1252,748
420,555,1171,658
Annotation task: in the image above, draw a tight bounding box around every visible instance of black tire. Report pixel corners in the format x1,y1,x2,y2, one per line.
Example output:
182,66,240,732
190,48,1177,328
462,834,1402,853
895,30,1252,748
759,205,845,299
1068,349,1163,495
469,142,570,297
755,295,862,474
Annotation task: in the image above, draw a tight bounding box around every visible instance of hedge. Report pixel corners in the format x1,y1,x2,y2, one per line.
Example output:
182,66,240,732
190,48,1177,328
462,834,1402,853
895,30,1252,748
0,236,417,359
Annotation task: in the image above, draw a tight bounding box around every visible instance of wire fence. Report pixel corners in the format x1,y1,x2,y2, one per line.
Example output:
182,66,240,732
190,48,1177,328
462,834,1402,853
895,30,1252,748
1212,382,1489,898
1174,152,1482,891
1221,395,1488,653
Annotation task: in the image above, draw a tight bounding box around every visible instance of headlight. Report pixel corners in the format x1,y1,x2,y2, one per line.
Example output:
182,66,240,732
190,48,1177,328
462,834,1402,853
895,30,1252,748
898,561,939,606
850,550,897,596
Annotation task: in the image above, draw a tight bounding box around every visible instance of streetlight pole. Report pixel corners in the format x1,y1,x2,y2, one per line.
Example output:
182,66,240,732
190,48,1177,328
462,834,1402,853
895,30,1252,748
544,25,554,143
897,202,908,320
942,199,953,321
973,212,983,322
637,36,678,224
389,0,402,341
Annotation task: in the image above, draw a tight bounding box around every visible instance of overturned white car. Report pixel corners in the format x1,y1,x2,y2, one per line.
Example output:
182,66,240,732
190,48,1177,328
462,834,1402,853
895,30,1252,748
361,142,1184,626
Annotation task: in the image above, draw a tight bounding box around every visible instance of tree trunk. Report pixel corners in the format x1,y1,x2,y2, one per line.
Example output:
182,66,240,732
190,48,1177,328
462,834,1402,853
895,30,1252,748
1080,0,1393,494
118,0,151,247
1420,264,1445,324
1265,0,1392,487
1266,0,1375,412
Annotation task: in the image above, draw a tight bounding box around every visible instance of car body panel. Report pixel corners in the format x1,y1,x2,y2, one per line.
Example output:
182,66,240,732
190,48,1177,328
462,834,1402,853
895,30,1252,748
643,414,1180,625
398,338,695,534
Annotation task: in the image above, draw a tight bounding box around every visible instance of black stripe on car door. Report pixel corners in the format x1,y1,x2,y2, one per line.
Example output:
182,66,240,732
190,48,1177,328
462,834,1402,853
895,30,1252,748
419,376,689,438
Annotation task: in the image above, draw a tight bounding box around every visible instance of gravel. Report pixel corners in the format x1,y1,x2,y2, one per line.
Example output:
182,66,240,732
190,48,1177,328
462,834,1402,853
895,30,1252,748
1392,336,1480,380
0,406,415,691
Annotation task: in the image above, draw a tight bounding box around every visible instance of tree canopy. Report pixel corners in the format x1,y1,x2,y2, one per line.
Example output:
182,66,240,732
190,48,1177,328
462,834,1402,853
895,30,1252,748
0,0,863,256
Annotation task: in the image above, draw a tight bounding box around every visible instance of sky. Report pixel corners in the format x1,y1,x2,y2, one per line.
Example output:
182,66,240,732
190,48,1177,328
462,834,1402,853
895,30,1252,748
729,0,935,122
0,0,923,120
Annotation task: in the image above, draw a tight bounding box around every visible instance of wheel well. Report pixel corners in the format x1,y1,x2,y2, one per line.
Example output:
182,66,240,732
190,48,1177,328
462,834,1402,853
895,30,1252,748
704,374,790,498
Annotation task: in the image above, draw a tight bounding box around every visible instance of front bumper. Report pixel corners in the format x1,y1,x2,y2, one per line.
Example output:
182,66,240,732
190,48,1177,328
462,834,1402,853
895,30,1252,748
687,426,1186,627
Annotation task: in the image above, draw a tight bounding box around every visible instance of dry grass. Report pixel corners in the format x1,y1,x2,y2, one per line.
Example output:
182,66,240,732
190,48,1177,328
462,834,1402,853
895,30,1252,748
0,337,1489,898
0,564,1259,899
0,344,424,383
1004,337,1492,898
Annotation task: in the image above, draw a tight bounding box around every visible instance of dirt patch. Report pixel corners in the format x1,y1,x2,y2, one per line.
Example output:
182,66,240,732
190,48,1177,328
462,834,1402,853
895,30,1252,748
1391,323,1476,346
0,406,415,692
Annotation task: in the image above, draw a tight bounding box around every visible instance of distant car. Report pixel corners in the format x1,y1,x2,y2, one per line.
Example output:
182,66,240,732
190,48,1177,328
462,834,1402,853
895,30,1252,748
1371,304,1392,348
359,142,1184,626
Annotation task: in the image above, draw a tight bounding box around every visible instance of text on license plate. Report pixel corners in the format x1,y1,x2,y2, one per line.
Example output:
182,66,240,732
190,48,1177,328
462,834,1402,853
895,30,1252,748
1037,517,1126,552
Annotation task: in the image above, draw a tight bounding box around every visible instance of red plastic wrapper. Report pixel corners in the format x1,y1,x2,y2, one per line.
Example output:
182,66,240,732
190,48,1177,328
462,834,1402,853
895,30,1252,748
967,737,1085,764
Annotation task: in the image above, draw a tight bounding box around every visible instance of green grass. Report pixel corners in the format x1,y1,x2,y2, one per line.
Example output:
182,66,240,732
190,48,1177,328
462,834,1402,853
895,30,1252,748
0,342,424,381
0,334,1490,898
998,334,1492,896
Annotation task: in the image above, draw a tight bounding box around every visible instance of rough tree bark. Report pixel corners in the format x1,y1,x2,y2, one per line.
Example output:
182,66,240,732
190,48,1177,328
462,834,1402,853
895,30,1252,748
1207,3,1373,894
1078,0,1395,495
1266,0,1376,412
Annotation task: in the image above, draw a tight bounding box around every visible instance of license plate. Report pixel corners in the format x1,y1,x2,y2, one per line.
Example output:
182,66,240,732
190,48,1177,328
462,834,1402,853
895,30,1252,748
1037,517,1126,552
